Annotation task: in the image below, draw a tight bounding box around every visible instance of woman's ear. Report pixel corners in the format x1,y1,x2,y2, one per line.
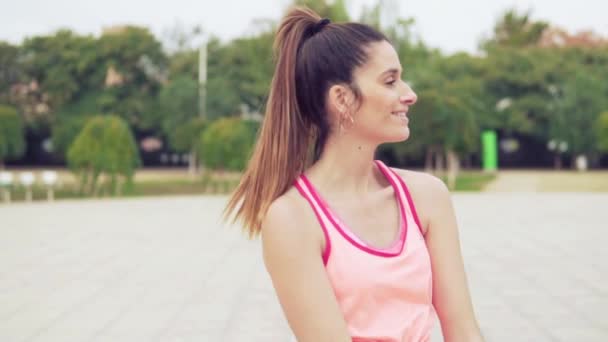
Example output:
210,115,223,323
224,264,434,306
328,84,352,114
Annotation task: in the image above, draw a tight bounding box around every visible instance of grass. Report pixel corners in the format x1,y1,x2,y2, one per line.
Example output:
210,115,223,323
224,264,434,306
0,168,499,203
437,171,497,192
0,168,244,203
2,179,240,202
454,172,497,191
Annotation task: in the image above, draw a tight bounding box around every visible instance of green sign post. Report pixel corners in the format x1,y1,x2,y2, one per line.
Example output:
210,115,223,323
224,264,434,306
482,130,498,172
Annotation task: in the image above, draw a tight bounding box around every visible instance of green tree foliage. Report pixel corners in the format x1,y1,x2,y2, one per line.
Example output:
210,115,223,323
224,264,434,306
18,27,167,131
293,0,350,22
171,118,206,153
207,34,274,118
552,67,608,158
168,48,199,80
198,118,259,171
483,47,561,138
20,30,98,110
482,9,549,50
160,75,198,137
0,105,26,168
95,26,167,130
157,76,206,173
50,91,107,159
168,32,274,119
0,42,22,104
51,115,88,160
67,115,140,195
172,117,207,175
596,112,608,152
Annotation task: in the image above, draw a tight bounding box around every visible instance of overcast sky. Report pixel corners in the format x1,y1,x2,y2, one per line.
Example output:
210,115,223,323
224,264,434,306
1,0,607,54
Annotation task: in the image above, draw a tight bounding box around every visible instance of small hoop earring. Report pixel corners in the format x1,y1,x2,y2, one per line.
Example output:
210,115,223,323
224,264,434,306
338,108,355,134
343,113,355,130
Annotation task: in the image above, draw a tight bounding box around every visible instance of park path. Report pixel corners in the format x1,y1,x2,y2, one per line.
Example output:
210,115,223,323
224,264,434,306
1,194,607,341
483,171,541,192
483,170,608,192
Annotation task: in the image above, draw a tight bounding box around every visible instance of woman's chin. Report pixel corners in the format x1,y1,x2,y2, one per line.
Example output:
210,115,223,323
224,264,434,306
385,127,410,143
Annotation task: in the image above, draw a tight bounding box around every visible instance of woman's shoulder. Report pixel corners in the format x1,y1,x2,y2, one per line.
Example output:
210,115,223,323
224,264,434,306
389,167,449,196
261,185,323,257
388,167,452,232
264,186,311,227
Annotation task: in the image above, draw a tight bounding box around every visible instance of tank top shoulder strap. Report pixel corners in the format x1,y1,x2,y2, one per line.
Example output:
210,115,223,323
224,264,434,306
374,160,424,235
293,175,332,265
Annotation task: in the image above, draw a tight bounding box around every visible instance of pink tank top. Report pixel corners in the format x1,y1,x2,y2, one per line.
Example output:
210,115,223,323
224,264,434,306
294,160,435,342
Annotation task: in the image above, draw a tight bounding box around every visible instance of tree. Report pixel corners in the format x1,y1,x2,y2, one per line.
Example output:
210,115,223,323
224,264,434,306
157,75,205,174
50,114,88,161
0,105,26,168
207,33,274,119
481,9,548,50
67,115,140,196
19,30,98,116
198,118,259,171
95,26,168,131
483,47,561,140
597,111,608,153
551,67,608,167
293,0,350,22
0,42,22,104
160,75,198,133
171,118,207,175
167,32,274,120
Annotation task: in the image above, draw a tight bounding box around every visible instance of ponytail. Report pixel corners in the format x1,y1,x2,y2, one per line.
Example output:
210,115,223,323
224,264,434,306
224,7,322,237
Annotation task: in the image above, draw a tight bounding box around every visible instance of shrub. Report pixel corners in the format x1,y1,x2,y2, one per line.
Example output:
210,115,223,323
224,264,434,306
198,117,259,171
67,115,140,195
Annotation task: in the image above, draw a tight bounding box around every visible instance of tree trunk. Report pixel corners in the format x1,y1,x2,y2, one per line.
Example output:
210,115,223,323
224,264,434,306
115,176,123,196
446,149,460,190
80,167,92,195
92,172,101,197
424,148,433,172
188,150,198,178
434,147,445,175
553,154,562,170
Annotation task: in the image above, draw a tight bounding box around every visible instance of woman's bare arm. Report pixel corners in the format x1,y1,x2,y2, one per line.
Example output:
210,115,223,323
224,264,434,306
261,195,351,342
396,170,483,342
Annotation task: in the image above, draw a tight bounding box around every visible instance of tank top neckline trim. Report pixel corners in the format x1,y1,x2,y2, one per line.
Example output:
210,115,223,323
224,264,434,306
297,160,408,258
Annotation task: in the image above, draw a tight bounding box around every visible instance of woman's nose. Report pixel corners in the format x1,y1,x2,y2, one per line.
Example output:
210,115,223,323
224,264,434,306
399,83,417,105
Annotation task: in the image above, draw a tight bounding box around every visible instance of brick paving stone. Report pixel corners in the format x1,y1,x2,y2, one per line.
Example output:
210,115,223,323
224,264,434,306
0,193,607,342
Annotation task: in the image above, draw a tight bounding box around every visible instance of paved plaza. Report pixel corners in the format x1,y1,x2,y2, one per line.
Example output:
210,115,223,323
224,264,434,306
1,193,607,341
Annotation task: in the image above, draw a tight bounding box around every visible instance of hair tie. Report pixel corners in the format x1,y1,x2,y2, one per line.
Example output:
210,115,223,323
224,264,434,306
311,18,331,35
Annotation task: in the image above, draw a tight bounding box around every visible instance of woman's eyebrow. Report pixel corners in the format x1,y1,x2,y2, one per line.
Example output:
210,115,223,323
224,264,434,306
379,68,401,77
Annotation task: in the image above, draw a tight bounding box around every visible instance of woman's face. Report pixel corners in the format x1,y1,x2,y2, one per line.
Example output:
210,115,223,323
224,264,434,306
348,40,417,144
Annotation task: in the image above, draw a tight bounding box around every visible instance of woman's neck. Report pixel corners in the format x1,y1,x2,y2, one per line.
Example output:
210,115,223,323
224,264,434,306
305,134,384,198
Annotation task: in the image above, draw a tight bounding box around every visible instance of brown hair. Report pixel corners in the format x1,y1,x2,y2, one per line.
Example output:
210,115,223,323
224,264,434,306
224,6,387,237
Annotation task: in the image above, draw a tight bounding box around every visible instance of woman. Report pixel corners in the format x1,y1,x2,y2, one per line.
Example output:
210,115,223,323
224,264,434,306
225,6,483,342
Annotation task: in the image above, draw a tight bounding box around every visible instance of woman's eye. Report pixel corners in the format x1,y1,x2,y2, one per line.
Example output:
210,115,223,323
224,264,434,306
386,79,396,86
